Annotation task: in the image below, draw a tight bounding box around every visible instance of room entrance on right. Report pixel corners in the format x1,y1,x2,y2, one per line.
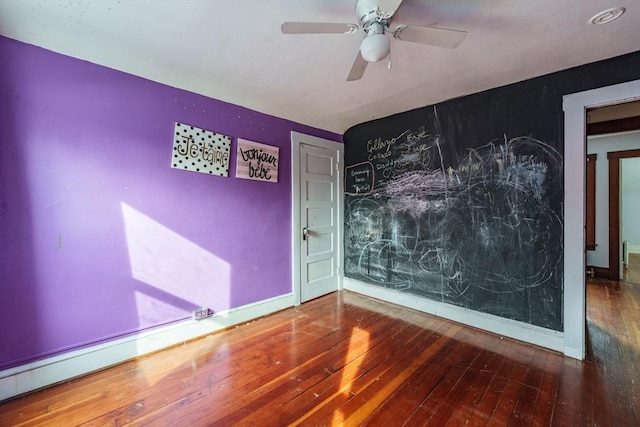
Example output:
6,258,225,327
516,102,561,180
585,101,640,284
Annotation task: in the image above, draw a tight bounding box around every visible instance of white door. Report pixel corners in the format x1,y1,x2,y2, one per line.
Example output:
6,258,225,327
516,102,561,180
292,132,342,303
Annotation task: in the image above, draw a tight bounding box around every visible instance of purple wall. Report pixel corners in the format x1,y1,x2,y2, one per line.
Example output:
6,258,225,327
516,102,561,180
0,36,341,370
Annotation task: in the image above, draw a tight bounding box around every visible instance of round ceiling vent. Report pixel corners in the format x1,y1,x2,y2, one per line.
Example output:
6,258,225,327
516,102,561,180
588,7,625,25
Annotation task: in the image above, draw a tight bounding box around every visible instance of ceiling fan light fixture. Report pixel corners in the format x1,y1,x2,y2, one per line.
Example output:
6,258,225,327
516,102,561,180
360,33,390,62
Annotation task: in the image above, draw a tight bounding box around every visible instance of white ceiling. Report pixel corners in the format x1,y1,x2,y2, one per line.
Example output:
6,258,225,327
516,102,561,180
0,0,638,134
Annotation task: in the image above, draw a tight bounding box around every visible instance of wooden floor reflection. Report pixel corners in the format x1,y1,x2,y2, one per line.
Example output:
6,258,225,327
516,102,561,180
1,281,638,426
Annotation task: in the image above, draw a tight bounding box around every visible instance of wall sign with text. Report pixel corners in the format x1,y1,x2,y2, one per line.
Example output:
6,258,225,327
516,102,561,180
236,139,279,183
171,122,231,177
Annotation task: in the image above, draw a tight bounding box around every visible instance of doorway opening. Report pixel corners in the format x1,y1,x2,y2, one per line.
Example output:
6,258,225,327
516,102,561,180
585,102,640,283
621,152,640,284
563,79,640,360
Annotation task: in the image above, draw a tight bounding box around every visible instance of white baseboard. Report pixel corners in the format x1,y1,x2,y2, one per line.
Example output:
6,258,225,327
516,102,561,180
344,278,564,354
0,293,294,402
628,244,640,254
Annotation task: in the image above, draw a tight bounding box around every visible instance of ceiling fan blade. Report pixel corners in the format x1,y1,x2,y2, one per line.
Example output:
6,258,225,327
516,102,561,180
281,22,358,34
347,50,368,81
377,0,404,16
393,25,468,49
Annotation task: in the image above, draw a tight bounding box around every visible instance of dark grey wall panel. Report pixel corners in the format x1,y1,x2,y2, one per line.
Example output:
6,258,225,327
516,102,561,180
344,52,640,331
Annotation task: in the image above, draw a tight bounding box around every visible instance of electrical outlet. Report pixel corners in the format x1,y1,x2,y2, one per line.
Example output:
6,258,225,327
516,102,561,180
192,307,213,320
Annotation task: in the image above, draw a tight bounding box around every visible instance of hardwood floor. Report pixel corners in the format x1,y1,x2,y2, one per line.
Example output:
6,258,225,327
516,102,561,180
623,253,640,284
1,282,638,426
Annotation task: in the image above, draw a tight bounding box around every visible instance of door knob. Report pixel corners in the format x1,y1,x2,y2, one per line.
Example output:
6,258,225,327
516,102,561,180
302,227,309,241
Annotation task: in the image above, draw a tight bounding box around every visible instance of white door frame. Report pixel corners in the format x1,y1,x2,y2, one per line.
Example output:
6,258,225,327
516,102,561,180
563,79,640,360
291,131,344,305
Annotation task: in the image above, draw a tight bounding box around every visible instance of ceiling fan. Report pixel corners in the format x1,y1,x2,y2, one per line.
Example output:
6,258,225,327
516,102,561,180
281,0,467,81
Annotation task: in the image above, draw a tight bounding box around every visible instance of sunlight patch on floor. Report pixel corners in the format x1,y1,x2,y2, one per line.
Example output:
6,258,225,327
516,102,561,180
333,326,370,426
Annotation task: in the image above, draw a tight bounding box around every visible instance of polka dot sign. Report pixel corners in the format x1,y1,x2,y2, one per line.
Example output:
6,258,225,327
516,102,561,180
171,122,231,177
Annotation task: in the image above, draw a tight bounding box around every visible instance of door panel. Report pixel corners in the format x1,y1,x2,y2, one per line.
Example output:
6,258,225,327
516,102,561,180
306,151,333,175
307,259,334,282
300,143,340,302
307,207,333,227
307,181,333,201
308,232,333,254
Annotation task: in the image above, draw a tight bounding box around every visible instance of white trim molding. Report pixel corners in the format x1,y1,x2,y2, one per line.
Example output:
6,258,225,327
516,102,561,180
628,244,640,254
563,79,640,360
0,293,294,402
344,278,564,353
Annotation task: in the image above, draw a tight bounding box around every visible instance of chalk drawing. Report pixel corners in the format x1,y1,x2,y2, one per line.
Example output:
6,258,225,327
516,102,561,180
345,133,563,327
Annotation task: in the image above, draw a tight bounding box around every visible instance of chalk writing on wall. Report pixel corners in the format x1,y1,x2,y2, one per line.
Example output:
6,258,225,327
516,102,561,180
345,162,375,195
171,122,231,177
344,128,563,329
236,139,279,183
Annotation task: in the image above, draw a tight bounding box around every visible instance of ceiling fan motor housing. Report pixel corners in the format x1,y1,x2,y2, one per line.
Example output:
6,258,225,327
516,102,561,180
357,0,392,30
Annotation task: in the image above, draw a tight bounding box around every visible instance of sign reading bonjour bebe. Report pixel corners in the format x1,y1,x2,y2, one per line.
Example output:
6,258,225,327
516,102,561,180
236,139,279,183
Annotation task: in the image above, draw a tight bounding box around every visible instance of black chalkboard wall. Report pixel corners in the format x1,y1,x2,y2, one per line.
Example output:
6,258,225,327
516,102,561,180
343,52,640,331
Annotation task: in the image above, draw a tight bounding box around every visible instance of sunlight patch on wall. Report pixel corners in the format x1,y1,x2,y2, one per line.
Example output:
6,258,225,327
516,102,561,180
121,202,230,322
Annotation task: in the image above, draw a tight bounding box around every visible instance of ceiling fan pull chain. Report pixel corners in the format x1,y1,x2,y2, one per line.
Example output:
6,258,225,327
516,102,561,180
388,49,392,69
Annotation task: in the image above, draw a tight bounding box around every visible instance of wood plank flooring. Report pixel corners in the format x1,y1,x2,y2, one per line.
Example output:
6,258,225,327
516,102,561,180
1,281,638,426
623,253,640,284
